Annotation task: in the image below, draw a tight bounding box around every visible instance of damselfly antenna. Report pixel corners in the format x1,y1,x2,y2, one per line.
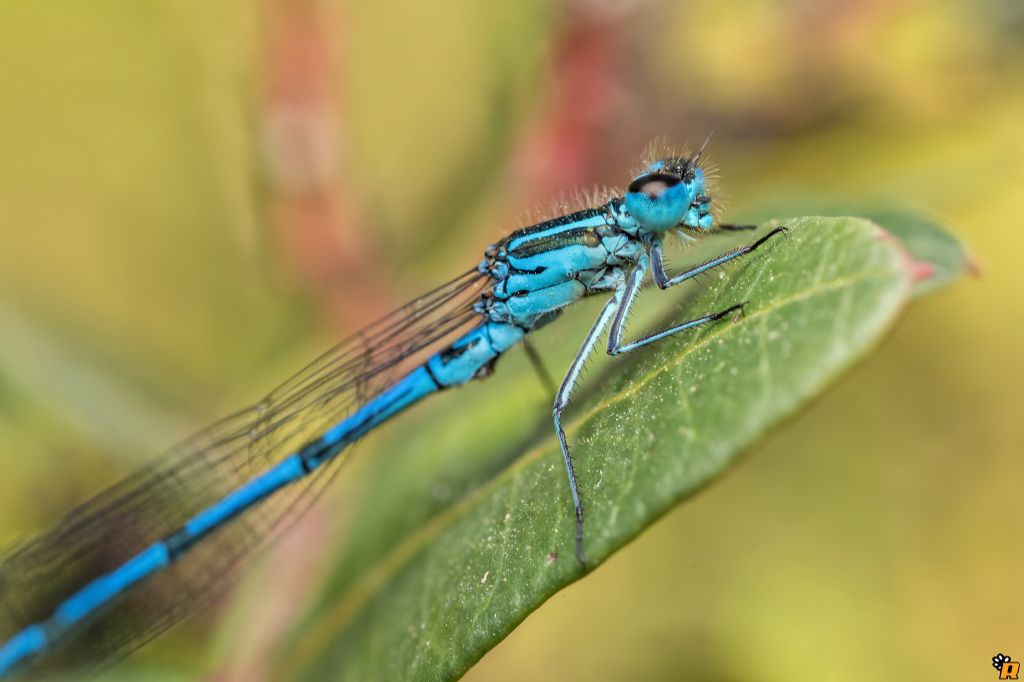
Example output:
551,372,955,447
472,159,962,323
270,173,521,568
688,128,716,175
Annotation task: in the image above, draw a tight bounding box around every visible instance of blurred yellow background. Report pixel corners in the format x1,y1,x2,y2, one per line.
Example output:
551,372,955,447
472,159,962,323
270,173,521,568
0,0,1020,680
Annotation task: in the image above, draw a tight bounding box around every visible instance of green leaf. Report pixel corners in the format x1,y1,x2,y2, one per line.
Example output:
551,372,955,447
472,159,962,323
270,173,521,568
277,215,960,681
738,197,971,296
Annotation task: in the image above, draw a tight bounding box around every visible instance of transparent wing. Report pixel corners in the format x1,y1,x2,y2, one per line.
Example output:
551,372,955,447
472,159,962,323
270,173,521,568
0,266,488,674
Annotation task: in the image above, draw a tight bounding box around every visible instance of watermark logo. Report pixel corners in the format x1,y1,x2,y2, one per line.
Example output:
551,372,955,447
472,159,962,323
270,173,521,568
994,653,1021,680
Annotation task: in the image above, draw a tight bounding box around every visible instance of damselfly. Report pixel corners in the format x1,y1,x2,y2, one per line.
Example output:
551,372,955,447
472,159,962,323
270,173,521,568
0,140,785,676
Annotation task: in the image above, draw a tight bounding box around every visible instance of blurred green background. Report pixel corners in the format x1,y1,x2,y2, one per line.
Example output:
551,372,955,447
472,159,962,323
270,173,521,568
0,0,1020,680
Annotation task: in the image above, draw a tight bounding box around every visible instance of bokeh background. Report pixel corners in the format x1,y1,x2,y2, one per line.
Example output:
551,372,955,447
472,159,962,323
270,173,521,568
0,0,1021,680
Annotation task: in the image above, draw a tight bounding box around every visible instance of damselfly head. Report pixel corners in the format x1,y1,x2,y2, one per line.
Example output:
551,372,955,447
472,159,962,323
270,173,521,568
625,135,719,235
625,155,713,234
644,155,698,180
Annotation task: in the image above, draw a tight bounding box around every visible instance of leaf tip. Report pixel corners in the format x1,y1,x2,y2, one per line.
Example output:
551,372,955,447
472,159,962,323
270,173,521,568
874,227,938,286
964,254,985,279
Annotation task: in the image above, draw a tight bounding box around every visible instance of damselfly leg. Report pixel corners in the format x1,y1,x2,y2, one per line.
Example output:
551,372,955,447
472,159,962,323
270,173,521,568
522,339,558,397
556,226,786,566
552,292,623,566
651,226,788,289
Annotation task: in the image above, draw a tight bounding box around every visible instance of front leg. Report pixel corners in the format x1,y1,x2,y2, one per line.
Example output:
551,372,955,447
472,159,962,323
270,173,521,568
607,254,745,356
652,225,787,289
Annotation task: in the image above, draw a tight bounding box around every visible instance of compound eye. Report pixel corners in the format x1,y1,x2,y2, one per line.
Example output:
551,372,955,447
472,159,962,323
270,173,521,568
627,172,681,199
624,171,692,232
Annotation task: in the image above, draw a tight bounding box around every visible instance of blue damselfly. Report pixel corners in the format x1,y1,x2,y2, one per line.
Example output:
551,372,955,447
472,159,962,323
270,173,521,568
0,140,785,676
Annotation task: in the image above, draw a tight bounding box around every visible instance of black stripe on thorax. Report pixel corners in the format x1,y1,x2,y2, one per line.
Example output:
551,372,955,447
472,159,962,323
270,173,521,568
502,208,606,257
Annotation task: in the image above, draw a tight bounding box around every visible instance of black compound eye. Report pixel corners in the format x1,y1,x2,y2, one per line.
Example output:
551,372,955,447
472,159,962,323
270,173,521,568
627,172,681,198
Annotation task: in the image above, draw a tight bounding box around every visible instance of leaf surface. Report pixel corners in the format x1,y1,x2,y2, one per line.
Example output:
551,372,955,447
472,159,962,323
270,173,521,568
278,216,959,681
